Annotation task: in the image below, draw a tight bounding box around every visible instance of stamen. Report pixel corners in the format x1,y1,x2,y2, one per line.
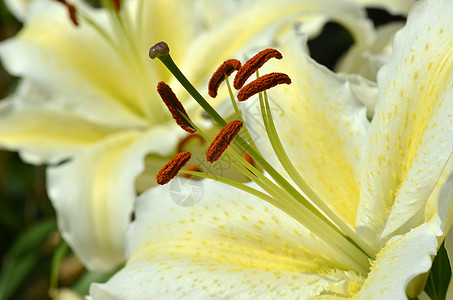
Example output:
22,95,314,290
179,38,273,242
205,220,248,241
151,42,374,271
150,41,227,127
206,120,243,163
177,134,205,153
53,0,79,26
112,0,121,11
182,165,203,179
156,152,192,185
242,152,255,178
237,72,291,102
157,81,195,134
149,42,170,60
67,4,78,26
233,49,283,90
208,59,242,98
243,152,254,166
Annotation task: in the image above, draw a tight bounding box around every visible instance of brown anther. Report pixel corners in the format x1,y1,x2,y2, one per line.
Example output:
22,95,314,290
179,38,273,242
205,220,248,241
156,152,192,185
112,0,121,11
182,165,203,179
177,134,205,153
237,72,291,102
157,82,195,134
208,59,241,98
233,49,283,90
206,120,243,163
243,152,255,179
67,4,78,26
243,152,254,166
53,0,79,26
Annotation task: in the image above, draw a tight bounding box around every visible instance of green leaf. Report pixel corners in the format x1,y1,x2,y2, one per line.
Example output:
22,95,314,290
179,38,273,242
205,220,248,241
0,219,57,300
50,241,69,289
425,242,452,300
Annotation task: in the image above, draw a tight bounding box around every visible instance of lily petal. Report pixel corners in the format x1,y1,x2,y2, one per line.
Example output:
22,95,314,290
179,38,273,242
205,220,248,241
0,83,115,164
242,34,369,227
336,22,405,81
176,0,375,97
47,125,183,271
90,179,364,299
425,155,453,235
337,73,378,119
354,223,437,299
356,0,453,244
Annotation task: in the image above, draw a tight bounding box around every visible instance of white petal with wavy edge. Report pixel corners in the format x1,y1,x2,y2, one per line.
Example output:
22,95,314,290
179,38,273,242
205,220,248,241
337,73,378,118
356,0,453,245
0,83,116,164
174,0,375,98
424,161,453,298
336,22,405,81
89,178,442,299
354,223,437,299
242,34,370,228
90,179,365,299
47,125,183,271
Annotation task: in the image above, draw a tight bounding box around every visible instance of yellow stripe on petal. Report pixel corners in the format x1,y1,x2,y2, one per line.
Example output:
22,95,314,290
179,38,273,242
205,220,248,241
354,223,437,299
91,179,364,299
0,102,115,163
356,0,453,244
48,125,183,271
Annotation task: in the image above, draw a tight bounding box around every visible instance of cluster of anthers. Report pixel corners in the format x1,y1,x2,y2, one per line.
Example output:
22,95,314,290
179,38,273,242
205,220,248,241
152,42,291,185
149,41,375,275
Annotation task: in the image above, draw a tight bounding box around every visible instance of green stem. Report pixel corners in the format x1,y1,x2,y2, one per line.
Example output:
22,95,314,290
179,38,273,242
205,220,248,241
225,74,257,148
158,55,227,127
50,240,68,289
260,90,375,258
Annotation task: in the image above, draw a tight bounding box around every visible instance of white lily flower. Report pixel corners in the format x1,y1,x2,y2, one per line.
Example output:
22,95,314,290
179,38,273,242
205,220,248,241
90,0,453,298
0,0,375,271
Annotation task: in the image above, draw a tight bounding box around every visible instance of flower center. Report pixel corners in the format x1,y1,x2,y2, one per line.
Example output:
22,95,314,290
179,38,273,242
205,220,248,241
52,0,170,125
150,42,376,274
